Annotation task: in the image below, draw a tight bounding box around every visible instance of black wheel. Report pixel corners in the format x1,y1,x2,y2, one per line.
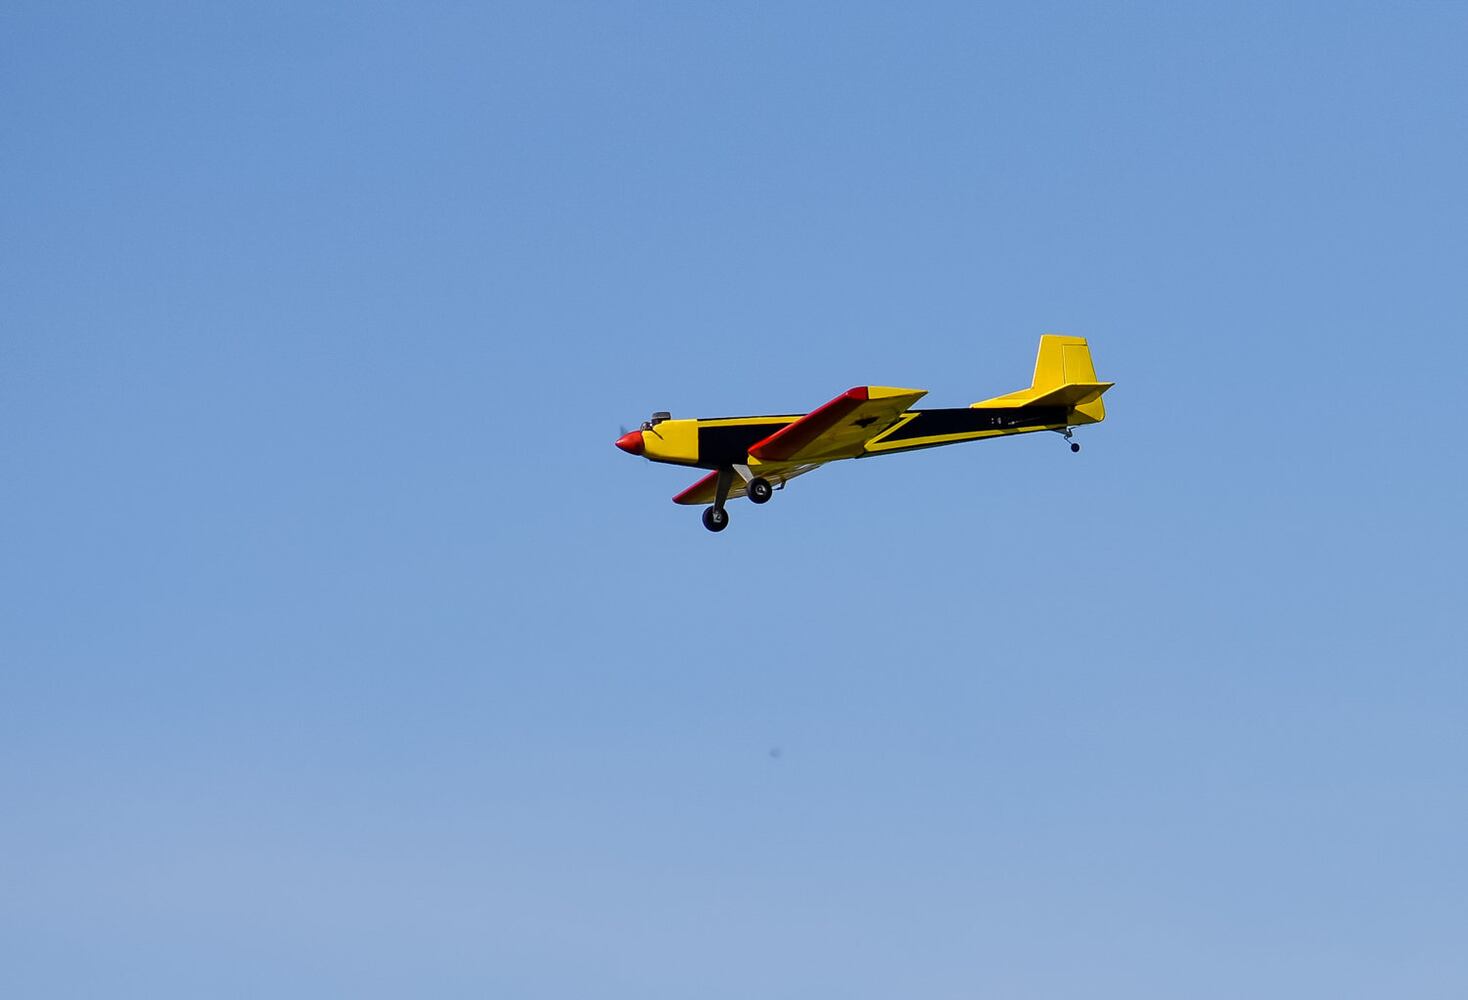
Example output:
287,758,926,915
702,506,729,532
747,477,772,504
1070,442,1081,453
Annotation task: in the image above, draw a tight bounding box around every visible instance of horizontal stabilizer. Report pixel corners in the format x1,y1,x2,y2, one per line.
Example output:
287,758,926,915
1019,381,1114,409
971,335,1111,424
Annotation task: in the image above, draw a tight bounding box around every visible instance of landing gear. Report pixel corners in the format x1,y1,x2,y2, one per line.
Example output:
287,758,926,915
702,466,735,532
701,468,774,531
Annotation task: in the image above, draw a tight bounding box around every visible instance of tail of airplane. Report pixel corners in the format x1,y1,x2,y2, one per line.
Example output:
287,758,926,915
972,334,1113,424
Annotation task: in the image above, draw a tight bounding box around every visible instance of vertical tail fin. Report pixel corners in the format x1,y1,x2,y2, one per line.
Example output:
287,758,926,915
1033,334,1108,423
1032,334,1098,390
972,334,1113,424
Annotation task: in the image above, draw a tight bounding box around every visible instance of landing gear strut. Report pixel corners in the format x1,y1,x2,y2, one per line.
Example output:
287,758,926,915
702,467,734,532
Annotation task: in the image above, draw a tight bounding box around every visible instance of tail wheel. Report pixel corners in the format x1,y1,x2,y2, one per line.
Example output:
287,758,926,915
747,477,773,504
702,506,729,532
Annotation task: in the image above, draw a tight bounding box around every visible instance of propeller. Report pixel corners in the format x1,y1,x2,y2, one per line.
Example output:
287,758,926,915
618,412,669,441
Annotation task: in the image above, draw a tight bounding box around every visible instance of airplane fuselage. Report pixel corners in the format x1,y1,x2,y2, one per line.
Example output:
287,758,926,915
628,405,1072,470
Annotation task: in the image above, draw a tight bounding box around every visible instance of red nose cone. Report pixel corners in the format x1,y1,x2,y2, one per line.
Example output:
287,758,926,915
615,430,646,455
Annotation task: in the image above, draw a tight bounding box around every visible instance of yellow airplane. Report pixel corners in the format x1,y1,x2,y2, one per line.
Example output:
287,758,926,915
615,334,1112,532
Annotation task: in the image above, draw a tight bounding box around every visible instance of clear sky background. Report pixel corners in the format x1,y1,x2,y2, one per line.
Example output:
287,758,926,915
3,3,1466,997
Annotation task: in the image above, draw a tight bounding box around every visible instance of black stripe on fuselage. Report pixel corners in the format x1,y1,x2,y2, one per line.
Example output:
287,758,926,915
696,422,795,467
876,406,1070,444
692,406,1069,466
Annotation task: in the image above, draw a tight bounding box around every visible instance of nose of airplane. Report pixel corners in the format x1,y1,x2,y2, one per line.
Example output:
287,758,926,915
615,429,645,455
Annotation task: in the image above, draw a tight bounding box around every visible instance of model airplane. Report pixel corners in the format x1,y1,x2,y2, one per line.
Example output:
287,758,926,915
615,334,1112,532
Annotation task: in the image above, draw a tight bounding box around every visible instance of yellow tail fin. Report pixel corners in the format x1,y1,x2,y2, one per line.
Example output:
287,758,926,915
1032,334,1098,389
973,334,1113,424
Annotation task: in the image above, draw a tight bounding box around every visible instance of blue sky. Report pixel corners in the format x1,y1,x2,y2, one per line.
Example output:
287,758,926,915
3,3,1466,997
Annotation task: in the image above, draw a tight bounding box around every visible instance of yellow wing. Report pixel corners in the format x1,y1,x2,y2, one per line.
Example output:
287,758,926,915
747,385,927,463
669,386,924,505
672,463,826,505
